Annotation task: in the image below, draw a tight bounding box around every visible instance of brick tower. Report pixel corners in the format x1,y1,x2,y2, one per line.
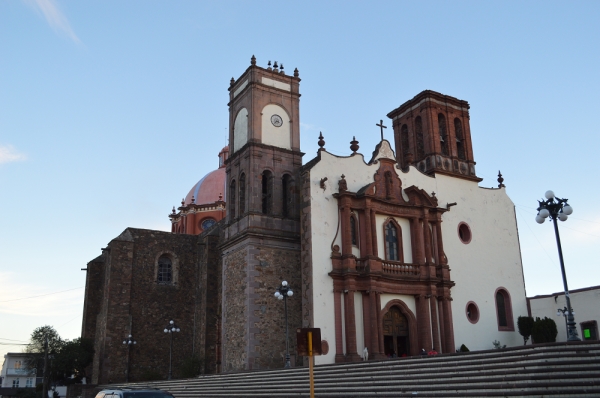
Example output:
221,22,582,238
220,56,303,371
387,90,481,182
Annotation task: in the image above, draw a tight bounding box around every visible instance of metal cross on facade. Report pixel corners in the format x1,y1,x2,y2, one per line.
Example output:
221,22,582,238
376,119,387,141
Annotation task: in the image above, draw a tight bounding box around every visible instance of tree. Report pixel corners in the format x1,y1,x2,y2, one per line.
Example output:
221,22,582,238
52,338,94,382
531,317,558,344
517,316,535,345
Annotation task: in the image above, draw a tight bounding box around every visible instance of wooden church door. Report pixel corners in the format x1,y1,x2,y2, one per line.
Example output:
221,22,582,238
382,306,409,357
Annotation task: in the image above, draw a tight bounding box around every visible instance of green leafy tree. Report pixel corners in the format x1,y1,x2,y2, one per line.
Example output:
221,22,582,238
25,326,63,375
531,317,558,344
517,316,535,345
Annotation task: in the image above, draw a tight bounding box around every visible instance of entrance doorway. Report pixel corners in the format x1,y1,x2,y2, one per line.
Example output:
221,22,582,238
382,306,409,357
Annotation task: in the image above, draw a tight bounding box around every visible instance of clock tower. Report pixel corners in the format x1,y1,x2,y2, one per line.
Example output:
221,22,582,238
220,56,303,371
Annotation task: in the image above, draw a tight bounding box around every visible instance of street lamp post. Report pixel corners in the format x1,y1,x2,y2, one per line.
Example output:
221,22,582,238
274,280,294,368
557,307,575,339
535,190,580,341
163,320,180,380
122,334,136,382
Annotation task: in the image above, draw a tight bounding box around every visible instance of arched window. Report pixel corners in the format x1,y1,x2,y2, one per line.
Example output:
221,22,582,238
415,117,425,159
282,174,293,218
454,118,466,160
401,124,410,159
229,179,236,219
157,255,172,285
438,114,449,156
384,220,403,262
239,173,246,215
262,170,273,215
350,213,358,246
495,288,514,331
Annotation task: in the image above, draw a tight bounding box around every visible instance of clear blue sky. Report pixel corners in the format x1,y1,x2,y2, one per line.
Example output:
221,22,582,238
1,0,599,357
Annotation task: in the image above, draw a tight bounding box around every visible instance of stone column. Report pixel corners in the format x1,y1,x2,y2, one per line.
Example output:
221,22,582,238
363,208,373,256
370,209,378,257
361,292,371,356
344,290,361,362
333,290,345,363
340,205,352,256
429,295,441,352
415,294,432,351
369,291,383,359
376,292,384,354
437,297,446,353
422,210,432,264
442,297,455,353
410,217,424,265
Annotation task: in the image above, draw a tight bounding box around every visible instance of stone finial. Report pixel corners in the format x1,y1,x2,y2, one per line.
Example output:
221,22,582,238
251,55,256,65
350,136,359,154
318,132,325,151
181,198,185,206
338,175,348,192
219,192,223,201
293,68,299,78
497,171,505,188
191,195,195,204
431,191,436,198
267,61,272,70
230,77,235,86
172,206,176,215
280,64,285,74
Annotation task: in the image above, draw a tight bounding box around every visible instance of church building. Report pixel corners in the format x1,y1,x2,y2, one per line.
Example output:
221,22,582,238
81,56,527,383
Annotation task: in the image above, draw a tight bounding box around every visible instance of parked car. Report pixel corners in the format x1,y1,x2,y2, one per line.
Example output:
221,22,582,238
95,388,174,398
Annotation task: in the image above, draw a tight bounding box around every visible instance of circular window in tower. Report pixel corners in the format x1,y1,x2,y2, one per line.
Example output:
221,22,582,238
200,218,217,230
458,222,472,244
466,301,479,324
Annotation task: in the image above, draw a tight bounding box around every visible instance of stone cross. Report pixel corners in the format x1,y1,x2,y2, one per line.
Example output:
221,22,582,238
376,119,387,141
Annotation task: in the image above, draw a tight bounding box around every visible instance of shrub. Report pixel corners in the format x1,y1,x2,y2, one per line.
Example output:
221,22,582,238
531,317,558,343
179,356,202,378
517,316,534,345
459,344,469,352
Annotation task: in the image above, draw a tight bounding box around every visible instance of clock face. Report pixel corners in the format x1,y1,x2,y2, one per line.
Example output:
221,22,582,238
271,114,283,127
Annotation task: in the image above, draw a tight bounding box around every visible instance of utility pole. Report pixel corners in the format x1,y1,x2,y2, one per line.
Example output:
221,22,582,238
42,336,49,398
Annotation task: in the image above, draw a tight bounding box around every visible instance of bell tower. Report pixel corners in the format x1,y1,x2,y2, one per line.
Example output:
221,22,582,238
220,56,303,371
387,90,481,182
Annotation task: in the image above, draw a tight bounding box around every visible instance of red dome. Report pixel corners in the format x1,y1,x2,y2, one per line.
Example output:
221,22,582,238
184,167,226,206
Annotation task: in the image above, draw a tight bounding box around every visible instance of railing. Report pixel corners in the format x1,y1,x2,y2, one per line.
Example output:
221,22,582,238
382,261,420,276
6,368,35,376
355,260,368,273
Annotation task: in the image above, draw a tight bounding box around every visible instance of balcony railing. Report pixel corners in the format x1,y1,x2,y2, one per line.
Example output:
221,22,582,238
6,368,35,376
382,261,420,276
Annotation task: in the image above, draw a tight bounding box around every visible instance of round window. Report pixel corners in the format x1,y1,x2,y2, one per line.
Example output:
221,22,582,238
200,218,216,230
466,302,479,324
458,222,472,244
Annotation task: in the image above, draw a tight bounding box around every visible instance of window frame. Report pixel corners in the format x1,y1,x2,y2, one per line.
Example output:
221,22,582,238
494,287,514,331
383,218,404,263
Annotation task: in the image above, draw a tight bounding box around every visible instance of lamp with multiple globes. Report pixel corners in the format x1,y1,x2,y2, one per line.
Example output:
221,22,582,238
163,320,181,379
122,334,136,382
535,190,579,341
274,280,293,368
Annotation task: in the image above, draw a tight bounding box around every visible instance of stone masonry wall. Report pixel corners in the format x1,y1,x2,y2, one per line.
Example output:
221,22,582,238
250,245,301,370
222,247,248,372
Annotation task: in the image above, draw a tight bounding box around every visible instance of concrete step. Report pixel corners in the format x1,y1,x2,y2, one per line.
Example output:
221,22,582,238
100,342,600,397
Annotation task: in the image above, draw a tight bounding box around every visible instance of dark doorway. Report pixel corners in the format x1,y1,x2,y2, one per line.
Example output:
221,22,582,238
382,306,409,357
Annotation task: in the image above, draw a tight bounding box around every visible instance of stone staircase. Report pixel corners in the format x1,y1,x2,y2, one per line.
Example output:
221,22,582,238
103,341,600,397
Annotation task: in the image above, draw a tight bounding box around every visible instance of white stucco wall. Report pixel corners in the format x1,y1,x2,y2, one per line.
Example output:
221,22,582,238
307,142,527,363
529,287,600,342
261,104,291,149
